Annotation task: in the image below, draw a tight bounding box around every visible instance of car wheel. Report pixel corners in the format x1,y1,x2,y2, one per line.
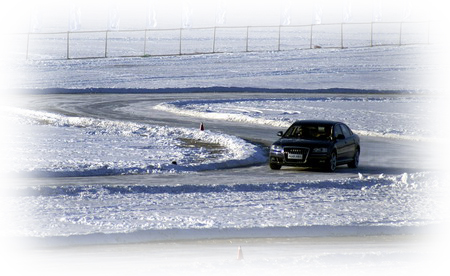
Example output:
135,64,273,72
326,151,337,172
270,163,282,170
348,148,360,169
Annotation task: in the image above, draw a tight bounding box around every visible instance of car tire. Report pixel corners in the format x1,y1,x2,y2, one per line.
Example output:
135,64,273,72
326,151,337,172
348,148,360,169
270,163,282,170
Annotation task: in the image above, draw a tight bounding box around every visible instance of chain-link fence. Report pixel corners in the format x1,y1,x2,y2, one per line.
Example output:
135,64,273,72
10,21,433,60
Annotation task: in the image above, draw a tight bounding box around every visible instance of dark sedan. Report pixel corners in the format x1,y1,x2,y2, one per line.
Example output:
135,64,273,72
269,120,360,172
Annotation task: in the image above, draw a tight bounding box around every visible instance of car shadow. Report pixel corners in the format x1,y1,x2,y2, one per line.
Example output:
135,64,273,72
274,165,423,175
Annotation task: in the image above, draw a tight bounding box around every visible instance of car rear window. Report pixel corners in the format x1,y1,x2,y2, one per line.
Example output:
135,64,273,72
340,124,352,137
334,124,343,138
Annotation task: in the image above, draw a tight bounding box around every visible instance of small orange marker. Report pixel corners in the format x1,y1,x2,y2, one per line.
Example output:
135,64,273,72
237,246,244,260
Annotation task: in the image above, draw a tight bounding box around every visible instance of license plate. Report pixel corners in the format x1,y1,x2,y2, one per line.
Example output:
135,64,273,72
288,153,303,159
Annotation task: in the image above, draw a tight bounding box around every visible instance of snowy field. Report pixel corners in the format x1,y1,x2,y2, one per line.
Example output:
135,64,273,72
11,45,439,91
1,42,449,275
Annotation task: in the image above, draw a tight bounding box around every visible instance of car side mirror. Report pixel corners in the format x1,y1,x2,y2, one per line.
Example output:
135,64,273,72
336,134,345,140
277,131,283,137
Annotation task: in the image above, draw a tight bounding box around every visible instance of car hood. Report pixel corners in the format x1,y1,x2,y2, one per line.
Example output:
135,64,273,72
273,138,332,148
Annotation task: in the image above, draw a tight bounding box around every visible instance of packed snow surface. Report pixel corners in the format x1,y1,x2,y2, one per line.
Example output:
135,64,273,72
10,172,440,240
7,93,433,177
3,45,444,246
5,93,442,242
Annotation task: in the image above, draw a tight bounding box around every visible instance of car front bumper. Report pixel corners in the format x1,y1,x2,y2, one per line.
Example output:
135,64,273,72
269,150,329,167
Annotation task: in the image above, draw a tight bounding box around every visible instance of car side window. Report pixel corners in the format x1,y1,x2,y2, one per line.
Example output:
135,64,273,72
333,124,343,138
340,124,352,138
284,126,300,137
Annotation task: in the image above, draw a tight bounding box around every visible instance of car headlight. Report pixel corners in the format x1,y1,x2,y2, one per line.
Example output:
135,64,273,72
312,147,328,153
270,145,283,152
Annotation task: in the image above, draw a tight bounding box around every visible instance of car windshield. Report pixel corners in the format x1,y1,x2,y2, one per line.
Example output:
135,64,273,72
283,124,332,140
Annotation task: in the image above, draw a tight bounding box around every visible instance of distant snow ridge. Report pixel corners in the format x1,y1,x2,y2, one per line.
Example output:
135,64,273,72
155,97,431,140
10,108,266,176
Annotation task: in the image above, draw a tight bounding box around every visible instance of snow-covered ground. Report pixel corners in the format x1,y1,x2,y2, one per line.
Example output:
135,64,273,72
5,90,443,239
11,45,439,91
7,107,264,177
10,170,440,239
6,91,434,178
2,43,449,275
154,96,434,140
10,235,444,276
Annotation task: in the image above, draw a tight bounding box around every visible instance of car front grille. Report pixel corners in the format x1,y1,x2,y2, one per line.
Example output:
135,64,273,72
284,147,309,163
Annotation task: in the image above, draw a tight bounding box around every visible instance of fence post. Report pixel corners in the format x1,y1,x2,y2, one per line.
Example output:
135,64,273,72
399,22,403,46
104,31,109,58
67,31,70,59
341,23,344,49
278,25,281,51
310,25,313,49
246,26,249,52
370,22,374,47
26,33,30,60
213,27,217,53
144,29,148,56
179,28,182,55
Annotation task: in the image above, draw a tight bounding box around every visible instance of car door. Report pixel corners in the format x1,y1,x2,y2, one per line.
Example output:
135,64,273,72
339,123,357,160
333,124,347,162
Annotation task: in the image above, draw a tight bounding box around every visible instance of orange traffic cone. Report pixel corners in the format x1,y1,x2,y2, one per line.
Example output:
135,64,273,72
237,246,244,260
200,122,204,131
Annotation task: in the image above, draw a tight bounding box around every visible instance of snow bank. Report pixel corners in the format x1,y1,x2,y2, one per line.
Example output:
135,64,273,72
154,96,433,140
8,108,266,177
12,172,440,241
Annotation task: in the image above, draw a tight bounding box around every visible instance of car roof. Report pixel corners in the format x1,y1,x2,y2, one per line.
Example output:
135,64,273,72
292,120,342,126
